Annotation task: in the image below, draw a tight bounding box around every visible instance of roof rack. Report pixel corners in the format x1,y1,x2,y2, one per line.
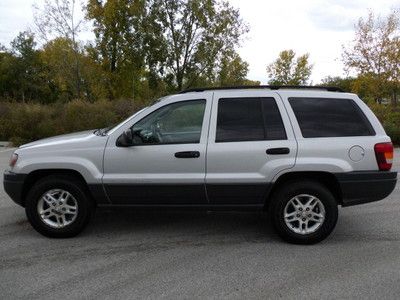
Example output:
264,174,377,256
179,85,344,94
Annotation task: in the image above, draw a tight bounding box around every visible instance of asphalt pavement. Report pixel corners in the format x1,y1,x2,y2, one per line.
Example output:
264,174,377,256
0,147,400,299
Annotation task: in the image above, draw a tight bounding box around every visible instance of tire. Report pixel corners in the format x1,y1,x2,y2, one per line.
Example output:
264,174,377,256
25,175,94,238
269,180,338,244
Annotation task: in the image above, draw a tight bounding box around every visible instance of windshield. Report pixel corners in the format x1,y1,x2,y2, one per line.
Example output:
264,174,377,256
103,106,150,135
95,96,170,136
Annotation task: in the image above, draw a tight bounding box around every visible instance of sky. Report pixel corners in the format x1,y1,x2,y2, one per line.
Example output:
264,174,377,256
0,0,399,84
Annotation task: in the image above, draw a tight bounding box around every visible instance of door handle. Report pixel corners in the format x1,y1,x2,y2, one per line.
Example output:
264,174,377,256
175,151,200,158
266,147,290,155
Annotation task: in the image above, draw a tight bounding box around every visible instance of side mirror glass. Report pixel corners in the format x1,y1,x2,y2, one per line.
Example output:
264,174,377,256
116,129,134,147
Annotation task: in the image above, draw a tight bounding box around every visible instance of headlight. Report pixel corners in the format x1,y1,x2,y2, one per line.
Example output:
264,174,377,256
9,153,18,168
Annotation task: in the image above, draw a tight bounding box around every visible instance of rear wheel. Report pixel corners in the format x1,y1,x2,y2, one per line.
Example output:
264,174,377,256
25,175,94,238
269,180,338,244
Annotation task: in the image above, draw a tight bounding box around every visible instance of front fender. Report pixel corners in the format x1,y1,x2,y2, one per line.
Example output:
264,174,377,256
15,157,103,184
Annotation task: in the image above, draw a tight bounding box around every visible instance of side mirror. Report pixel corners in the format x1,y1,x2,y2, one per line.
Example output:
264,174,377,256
116,129,134,147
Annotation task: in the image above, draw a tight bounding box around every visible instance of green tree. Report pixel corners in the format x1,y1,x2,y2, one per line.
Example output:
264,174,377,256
8,32,53,102
86,0,149,99
1,0,251,105
33,0,85,98
41,38,109,102
342,10,400,104
153,0,248,90
40,38,83,102
320,76,356,92
217,52,250,86
267,50,313,85
86,0,249,96
0,49,18,100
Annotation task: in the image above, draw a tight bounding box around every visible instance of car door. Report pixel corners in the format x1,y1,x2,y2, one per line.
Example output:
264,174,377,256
206,90,297,205
103,93,212,205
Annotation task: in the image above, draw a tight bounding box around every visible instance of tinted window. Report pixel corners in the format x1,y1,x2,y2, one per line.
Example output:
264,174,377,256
289,97,375,138
216,97,286,142
132,100,206,145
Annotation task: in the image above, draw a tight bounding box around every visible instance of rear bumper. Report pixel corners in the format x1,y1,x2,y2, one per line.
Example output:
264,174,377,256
335,171,397,207
3,171,27,206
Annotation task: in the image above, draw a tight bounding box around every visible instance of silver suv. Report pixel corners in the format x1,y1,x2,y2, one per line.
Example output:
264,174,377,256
3,86,397,244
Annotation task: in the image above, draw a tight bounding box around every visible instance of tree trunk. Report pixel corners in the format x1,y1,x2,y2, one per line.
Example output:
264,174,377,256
73,46,81,99
176,71,183,91
71,0,81,99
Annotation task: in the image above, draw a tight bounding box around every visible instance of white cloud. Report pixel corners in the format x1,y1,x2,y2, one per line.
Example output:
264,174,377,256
307,5,358,31
0,0,35,46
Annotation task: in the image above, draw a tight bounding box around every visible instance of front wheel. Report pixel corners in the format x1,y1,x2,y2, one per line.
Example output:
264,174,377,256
270,180,338,244
25,175,94,238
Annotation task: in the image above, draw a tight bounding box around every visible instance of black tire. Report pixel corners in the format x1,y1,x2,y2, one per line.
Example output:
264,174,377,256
25,175,94,238
269,180,338,244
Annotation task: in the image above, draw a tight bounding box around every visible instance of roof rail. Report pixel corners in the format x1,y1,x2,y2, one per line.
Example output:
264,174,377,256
179,85,344,94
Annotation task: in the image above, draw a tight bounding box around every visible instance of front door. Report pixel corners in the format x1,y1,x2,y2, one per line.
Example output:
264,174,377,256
103,95,212,205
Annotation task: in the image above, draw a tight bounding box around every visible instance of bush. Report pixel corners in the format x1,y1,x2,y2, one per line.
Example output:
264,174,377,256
0,99,137,146
370,103,400,145
1,99,399,146
383,122,400,145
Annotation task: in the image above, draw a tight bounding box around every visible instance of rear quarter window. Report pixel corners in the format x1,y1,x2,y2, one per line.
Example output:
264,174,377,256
289,97,375,138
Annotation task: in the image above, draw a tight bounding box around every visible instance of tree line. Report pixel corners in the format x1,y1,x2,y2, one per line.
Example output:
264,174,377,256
0,0,260,106
0,2,399,145
0,2,398,106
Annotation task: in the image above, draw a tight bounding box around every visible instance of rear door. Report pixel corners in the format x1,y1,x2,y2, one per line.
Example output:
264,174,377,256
206,90,297,205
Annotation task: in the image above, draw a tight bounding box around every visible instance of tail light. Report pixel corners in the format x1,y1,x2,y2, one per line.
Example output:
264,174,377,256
9,153,18,168
374,142,393,171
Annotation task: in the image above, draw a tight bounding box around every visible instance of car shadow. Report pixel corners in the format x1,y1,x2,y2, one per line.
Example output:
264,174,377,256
85,209,281,244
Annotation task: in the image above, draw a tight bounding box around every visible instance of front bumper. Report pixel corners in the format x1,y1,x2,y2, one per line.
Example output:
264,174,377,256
335,171,397,207
3,171,27,206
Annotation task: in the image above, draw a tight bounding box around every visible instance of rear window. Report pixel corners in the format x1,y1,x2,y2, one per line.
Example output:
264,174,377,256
216,97,287,142
289,97,375,138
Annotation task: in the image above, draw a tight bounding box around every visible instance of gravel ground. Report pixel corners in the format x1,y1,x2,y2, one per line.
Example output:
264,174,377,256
0,147,399,299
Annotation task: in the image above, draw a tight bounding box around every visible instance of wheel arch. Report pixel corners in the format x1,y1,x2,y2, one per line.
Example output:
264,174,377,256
21,169,95,207
265,171,343,209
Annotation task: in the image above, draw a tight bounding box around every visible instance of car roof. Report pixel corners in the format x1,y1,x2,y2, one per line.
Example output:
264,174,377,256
178,85,344,94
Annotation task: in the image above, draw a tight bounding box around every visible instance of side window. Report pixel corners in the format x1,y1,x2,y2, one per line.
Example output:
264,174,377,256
216,97,287,143
289,97,375,138
132,100,206,145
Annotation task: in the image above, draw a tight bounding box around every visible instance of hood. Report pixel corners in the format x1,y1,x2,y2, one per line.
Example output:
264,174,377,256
19,130,96,149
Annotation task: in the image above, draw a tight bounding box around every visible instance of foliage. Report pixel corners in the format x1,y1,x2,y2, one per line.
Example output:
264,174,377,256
86,0,249,94
369,102,400,145
40,38,109,102
320,76,377,103
154,0,249,90
217,52,251,86
0,0,252,104
267,50,313,85
86,0,148,98
320,76,356,92
0,32,54,102
342,10,400,104
0,99,137,145
33,0,86,98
